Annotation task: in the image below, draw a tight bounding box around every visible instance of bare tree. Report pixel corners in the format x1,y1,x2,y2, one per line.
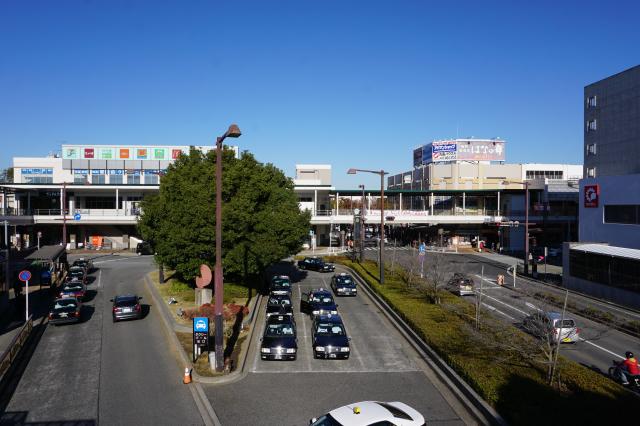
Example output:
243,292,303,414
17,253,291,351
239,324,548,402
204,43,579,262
419,252,448,304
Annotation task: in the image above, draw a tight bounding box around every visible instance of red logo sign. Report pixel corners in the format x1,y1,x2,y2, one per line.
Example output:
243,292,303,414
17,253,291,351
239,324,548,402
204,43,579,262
84,148,94,159
584,184,599,208
172,149,182,159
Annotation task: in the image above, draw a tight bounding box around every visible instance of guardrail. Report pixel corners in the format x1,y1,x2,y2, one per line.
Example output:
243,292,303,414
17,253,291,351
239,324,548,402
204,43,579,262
0,315,33,381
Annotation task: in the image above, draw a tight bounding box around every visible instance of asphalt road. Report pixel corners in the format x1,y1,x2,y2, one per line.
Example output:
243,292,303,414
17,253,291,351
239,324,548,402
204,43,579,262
367,247,640,377
203,262,469,426
1,254,204,425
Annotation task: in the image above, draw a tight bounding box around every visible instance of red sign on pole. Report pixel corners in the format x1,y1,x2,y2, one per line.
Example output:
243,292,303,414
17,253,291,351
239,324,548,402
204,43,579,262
584,184,600,208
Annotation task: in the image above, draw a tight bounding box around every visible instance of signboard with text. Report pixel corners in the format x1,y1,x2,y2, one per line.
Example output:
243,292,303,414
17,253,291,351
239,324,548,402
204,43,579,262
431,142,457,162
456,141,505,161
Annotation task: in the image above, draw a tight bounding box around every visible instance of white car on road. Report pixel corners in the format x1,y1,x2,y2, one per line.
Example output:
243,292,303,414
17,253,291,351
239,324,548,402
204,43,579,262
310,401,425,425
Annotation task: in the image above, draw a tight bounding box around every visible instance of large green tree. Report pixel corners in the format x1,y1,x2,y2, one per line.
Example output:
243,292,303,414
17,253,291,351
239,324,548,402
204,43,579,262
138,147,309,282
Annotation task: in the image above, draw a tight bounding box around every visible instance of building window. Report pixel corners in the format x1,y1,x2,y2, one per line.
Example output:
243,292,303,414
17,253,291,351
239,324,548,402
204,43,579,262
127,175,141,185
74,175,88,184
92,175,106,184
145,174,159,185
23,176,53,184
110,175,123,185
298,197,312,202
604,205,640,225
586,119,597,132
586,167,596,178
586,144,597,156
587,96,597,108
525,170,563,180
85,196,116,209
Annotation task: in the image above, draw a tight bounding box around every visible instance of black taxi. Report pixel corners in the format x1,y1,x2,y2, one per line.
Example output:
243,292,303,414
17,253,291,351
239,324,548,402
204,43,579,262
260,314,297,361
300,288,338,319
331,273,357,296
312,314,350,359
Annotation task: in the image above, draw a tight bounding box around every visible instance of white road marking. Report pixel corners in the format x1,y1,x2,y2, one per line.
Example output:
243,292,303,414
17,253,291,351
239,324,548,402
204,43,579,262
96,269,102,289
297,284,312,371
475,274,529,316
93,257,149,265
579,338,624,360
481,303,516,320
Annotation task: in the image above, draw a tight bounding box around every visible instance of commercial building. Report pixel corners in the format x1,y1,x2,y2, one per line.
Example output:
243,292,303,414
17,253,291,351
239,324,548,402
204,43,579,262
563,65,640,309
0,143,238,250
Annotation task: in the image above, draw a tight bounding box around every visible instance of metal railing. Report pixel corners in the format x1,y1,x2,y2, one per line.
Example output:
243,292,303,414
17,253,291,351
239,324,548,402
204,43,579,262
0,208,28,216
0,315,33,381
33,208,140,217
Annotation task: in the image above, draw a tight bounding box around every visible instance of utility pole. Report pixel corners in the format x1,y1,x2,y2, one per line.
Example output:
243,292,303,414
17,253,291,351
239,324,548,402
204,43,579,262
62,181,67,247
3,220,9,294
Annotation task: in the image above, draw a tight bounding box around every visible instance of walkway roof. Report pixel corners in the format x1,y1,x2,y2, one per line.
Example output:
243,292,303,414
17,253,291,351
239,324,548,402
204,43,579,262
25,245,66,261
570,244,640,261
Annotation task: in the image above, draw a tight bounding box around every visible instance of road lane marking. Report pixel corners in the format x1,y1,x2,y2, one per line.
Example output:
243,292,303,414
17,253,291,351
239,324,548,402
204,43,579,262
579,338,624,360
93,257,151,265
475,274,529,316
297,284,312,371
481,302,516,320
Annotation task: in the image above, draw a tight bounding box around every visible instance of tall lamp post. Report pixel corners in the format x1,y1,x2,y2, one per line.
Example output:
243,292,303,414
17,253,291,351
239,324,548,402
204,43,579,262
358,184,365,262
214,124,242,372
348,168,388,284
503,180,530,275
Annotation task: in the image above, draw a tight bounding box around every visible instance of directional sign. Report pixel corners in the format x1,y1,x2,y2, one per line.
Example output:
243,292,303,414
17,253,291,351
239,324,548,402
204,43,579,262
419,243,426,256
194,317,209,332
18,270,32,282
74,213,81,221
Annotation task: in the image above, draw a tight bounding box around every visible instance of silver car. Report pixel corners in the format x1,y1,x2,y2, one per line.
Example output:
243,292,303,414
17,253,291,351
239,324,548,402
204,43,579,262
522,311,580,343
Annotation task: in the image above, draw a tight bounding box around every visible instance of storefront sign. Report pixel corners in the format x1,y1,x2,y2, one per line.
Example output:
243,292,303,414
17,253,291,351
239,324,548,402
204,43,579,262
21,168,53,175
584,184,599,208
431,142,457,162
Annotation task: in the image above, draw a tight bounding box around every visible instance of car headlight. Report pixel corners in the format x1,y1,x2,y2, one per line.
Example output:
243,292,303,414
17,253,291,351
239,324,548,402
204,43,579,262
341,347,350,352
261,348,270,353
312,310,320,315
286,348,296,354
331,310,337,315
315,346,325,352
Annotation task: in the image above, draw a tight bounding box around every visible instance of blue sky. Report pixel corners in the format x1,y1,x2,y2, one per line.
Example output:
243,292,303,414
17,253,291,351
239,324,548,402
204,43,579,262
1,0,639,188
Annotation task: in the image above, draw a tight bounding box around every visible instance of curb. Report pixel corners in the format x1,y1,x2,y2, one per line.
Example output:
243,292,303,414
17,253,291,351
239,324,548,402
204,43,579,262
337,264,507,426
143,274,262,384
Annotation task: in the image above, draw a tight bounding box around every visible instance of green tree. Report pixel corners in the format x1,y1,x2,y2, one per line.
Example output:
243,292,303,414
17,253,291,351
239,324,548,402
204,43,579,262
138,147,309,283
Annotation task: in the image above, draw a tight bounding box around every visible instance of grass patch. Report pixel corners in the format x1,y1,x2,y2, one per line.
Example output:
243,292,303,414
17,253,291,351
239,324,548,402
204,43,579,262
337,258,633,425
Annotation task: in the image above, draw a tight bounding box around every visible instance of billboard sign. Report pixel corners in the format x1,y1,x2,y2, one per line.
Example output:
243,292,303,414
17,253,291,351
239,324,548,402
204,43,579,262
456,141,505,161
584,184,599,208
431,142,457,162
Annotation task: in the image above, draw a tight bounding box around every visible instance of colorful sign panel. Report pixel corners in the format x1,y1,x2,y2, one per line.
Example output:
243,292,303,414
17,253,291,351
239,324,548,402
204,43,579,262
584,184,599,208
136,148,148,159
62,145,211,160
21,168,53,175
431,142,457,162
119,148,130,159
84,148,95,158
99,148,114,159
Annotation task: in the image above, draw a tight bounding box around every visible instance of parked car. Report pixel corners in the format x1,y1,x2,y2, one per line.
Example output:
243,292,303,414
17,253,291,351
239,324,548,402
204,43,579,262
266,294,294,318
59,281,87,301
269,275,292,296
312,314,350,359
310,401,425,426
136,242,153,255
49,297,82,325
522,311,580,343
260,314,297,361
297,257,335,272
66,266,87,284
300,288,338,319
72,258,94,273
447,273,475,296
111,294,143,322
331,273,357,296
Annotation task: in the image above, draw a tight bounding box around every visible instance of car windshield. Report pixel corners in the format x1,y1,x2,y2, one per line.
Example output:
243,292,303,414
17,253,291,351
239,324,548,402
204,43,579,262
63,284,83,291
115,297,137,307
268,297,291,306
265,323,295,337
315,322,345,336
53,299,77,311
310,414,342,426
272,281,290,289
312,295,334,305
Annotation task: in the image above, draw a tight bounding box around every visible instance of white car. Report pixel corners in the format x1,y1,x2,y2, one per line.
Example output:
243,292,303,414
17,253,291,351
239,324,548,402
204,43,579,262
310,401,425,426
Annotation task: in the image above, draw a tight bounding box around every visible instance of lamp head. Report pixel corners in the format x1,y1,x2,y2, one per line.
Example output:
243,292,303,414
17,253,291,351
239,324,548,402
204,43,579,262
225,124,242,138
347,168,357,175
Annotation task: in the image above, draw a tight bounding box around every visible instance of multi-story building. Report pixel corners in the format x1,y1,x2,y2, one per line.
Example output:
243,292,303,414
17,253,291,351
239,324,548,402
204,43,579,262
563,65,640,309
0,144,238,250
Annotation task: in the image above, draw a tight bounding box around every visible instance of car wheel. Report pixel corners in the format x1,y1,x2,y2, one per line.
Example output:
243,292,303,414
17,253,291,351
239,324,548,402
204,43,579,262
112,317,117,323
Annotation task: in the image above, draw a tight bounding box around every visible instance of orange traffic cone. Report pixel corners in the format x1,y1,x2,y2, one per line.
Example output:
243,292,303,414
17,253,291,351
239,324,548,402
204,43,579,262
183,367,192,384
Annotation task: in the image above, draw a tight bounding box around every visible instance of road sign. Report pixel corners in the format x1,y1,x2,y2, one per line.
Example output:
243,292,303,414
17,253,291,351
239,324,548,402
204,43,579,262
18,270,31,282
74,213,81,221
419,243,426,256
193,317,210,361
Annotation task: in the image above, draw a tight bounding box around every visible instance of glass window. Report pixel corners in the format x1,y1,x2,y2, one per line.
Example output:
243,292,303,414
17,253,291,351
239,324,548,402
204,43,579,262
74,175,88,184
92,175,106,184
127,175,141,185
604,205,639,225
587,119,597,131
587,167,596,178
145,174,159,185
586,144,597,156
587,96,597,108
110,175,123,184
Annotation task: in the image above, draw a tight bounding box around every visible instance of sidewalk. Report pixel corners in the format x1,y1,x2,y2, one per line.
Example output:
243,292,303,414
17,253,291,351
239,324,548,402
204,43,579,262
472,250,563,281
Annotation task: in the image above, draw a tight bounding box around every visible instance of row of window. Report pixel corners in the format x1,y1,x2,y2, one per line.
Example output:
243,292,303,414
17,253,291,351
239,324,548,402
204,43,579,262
570,250,640,292
604,205,640,225
586,143,597,156
73,175,159,185
586,167,596,178
586,95,597,108
586,119,597,132
525,170,564,179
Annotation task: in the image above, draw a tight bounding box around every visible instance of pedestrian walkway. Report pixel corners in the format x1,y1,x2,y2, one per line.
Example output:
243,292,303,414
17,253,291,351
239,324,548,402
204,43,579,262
471,251,563,278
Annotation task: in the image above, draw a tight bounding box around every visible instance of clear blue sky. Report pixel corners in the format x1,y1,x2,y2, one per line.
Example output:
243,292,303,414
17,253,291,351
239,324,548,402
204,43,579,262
1,0,639,188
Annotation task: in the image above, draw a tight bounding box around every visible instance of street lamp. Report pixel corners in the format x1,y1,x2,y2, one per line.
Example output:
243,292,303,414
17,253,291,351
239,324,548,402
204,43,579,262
503,180,530,275
214,123,241,372
348,168,388,284
358,184,365,262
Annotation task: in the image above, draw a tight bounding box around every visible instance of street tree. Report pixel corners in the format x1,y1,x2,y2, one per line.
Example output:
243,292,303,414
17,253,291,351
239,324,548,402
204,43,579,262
138,147,310,283
419,252,448,304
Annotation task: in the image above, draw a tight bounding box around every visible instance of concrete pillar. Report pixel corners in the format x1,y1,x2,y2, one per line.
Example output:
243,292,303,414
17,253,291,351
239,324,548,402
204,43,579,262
497,191,501,216
116,188,119,214
27,192,31,214
462,192,466,215
60,188,64,214
336,192,339,216
399,193,403,213
430,193,434,216
314,189,317,216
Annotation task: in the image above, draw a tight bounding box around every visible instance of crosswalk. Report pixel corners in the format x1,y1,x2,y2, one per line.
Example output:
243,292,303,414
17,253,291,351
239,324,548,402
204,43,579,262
363,246,413,251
